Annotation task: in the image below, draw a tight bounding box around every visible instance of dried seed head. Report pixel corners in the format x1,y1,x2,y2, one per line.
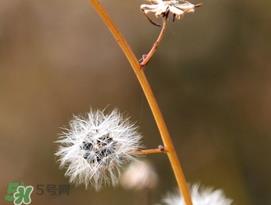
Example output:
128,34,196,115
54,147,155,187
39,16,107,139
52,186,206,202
120,160,158,190
141,0,197,21
160,184,233,205
55,109,142,190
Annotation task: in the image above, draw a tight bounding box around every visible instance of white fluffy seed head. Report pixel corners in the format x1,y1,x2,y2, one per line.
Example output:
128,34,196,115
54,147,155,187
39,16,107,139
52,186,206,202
120,160,158,190
160,184,233,205
55,109,142,190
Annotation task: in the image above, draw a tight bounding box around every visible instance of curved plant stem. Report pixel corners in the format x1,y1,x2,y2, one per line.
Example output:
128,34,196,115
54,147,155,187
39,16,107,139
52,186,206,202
140,18,167,67
88,1,193,205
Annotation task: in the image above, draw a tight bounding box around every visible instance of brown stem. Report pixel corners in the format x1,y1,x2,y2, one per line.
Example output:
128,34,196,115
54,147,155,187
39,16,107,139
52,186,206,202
140,18,167,67
88,1,193,205
135,146,167,155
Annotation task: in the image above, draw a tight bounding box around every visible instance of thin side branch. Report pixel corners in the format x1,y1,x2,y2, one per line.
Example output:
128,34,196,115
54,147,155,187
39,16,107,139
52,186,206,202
140,18,167,67
135,146,167,155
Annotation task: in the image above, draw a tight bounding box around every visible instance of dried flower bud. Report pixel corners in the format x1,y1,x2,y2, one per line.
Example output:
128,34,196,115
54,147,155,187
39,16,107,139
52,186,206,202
120,160,158,190
141,0,196,20
55,109,142,190
160,184,233,205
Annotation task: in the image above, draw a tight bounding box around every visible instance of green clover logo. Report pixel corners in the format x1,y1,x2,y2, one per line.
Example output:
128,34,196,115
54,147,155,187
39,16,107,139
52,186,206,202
13,185,34,205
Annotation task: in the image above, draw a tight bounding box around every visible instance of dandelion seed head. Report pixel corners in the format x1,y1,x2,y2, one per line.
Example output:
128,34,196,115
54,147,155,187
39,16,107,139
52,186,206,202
55,109,142,190
160,184,233,205
141,0,197,20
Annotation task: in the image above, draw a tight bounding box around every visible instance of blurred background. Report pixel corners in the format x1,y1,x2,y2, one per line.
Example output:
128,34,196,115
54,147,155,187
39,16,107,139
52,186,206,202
1,0,270,204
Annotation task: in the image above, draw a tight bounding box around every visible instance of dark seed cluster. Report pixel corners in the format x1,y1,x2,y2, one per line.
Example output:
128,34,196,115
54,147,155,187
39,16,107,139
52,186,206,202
81,134,117,164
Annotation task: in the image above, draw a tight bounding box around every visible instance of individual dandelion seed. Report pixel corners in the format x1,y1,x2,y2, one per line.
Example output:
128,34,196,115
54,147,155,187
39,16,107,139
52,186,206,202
141,0,198,21
160,184,233,205
55,109,142,190
120,160,158,190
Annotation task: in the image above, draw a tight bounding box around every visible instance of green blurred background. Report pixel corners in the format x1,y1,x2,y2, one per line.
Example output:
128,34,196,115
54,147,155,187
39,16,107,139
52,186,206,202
1,0,270,204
